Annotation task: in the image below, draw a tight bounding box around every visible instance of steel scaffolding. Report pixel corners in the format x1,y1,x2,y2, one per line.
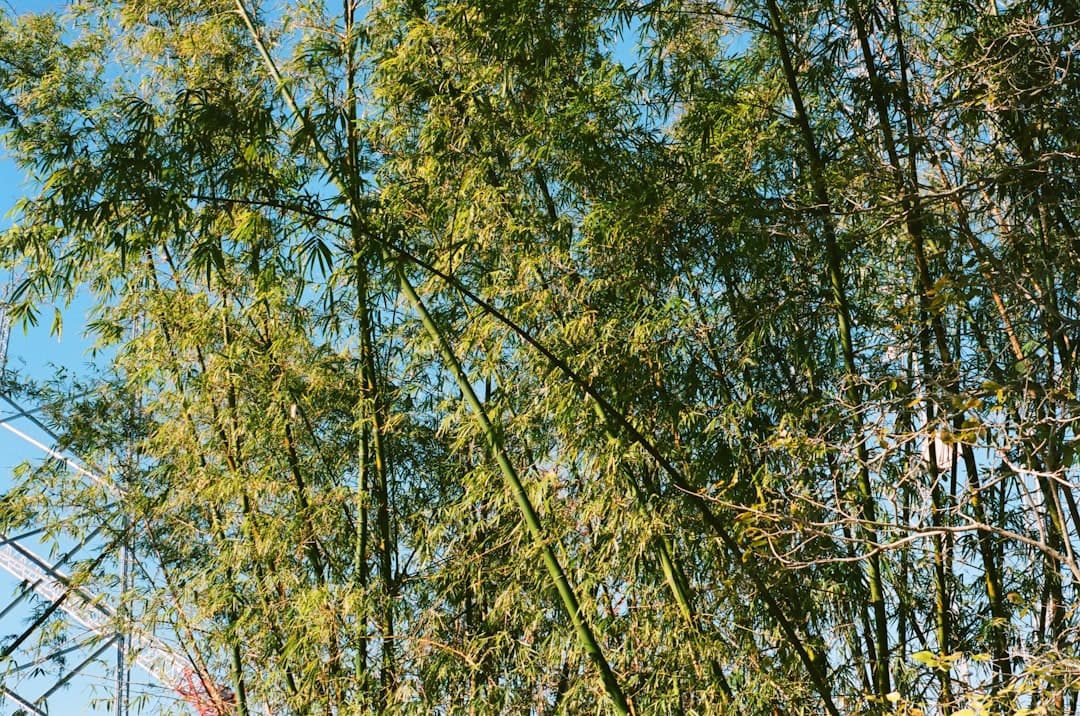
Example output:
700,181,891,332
0,307,226,713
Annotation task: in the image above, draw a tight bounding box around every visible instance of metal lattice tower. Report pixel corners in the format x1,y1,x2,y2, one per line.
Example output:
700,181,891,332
0,289,219,714
0,523,189,713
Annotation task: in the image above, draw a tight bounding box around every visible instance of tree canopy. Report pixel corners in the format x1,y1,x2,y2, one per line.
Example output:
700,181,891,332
1,0,1079,713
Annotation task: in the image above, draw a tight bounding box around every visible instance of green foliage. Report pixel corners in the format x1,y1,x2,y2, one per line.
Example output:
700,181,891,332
1,0,1079,714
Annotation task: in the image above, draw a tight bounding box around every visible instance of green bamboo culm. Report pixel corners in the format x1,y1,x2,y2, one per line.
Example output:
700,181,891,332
233,3,632,712
396,266,633,716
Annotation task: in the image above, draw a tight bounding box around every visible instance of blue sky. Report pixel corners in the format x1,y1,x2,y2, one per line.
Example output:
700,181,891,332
0,4,171,714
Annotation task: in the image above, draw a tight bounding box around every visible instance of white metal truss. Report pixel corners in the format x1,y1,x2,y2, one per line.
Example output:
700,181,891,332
0,297,233,714
0,390,196,713
0,538,190,692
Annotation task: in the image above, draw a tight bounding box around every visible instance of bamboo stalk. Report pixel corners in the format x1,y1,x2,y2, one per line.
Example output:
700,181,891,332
872,0,1013,685
233,4,632,711
764,0,890,700
396,265,634,715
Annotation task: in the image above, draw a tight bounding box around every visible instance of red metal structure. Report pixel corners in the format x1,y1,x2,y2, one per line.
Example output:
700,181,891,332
177,669,236,716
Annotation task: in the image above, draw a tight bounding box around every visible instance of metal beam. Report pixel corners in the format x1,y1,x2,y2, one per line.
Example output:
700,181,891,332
2,686,48,716
0,540,189,690
4,636,102,673
36,635,119,704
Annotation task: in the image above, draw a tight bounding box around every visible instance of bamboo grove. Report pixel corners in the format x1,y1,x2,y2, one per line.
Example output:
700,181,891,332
0,0,1078,713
